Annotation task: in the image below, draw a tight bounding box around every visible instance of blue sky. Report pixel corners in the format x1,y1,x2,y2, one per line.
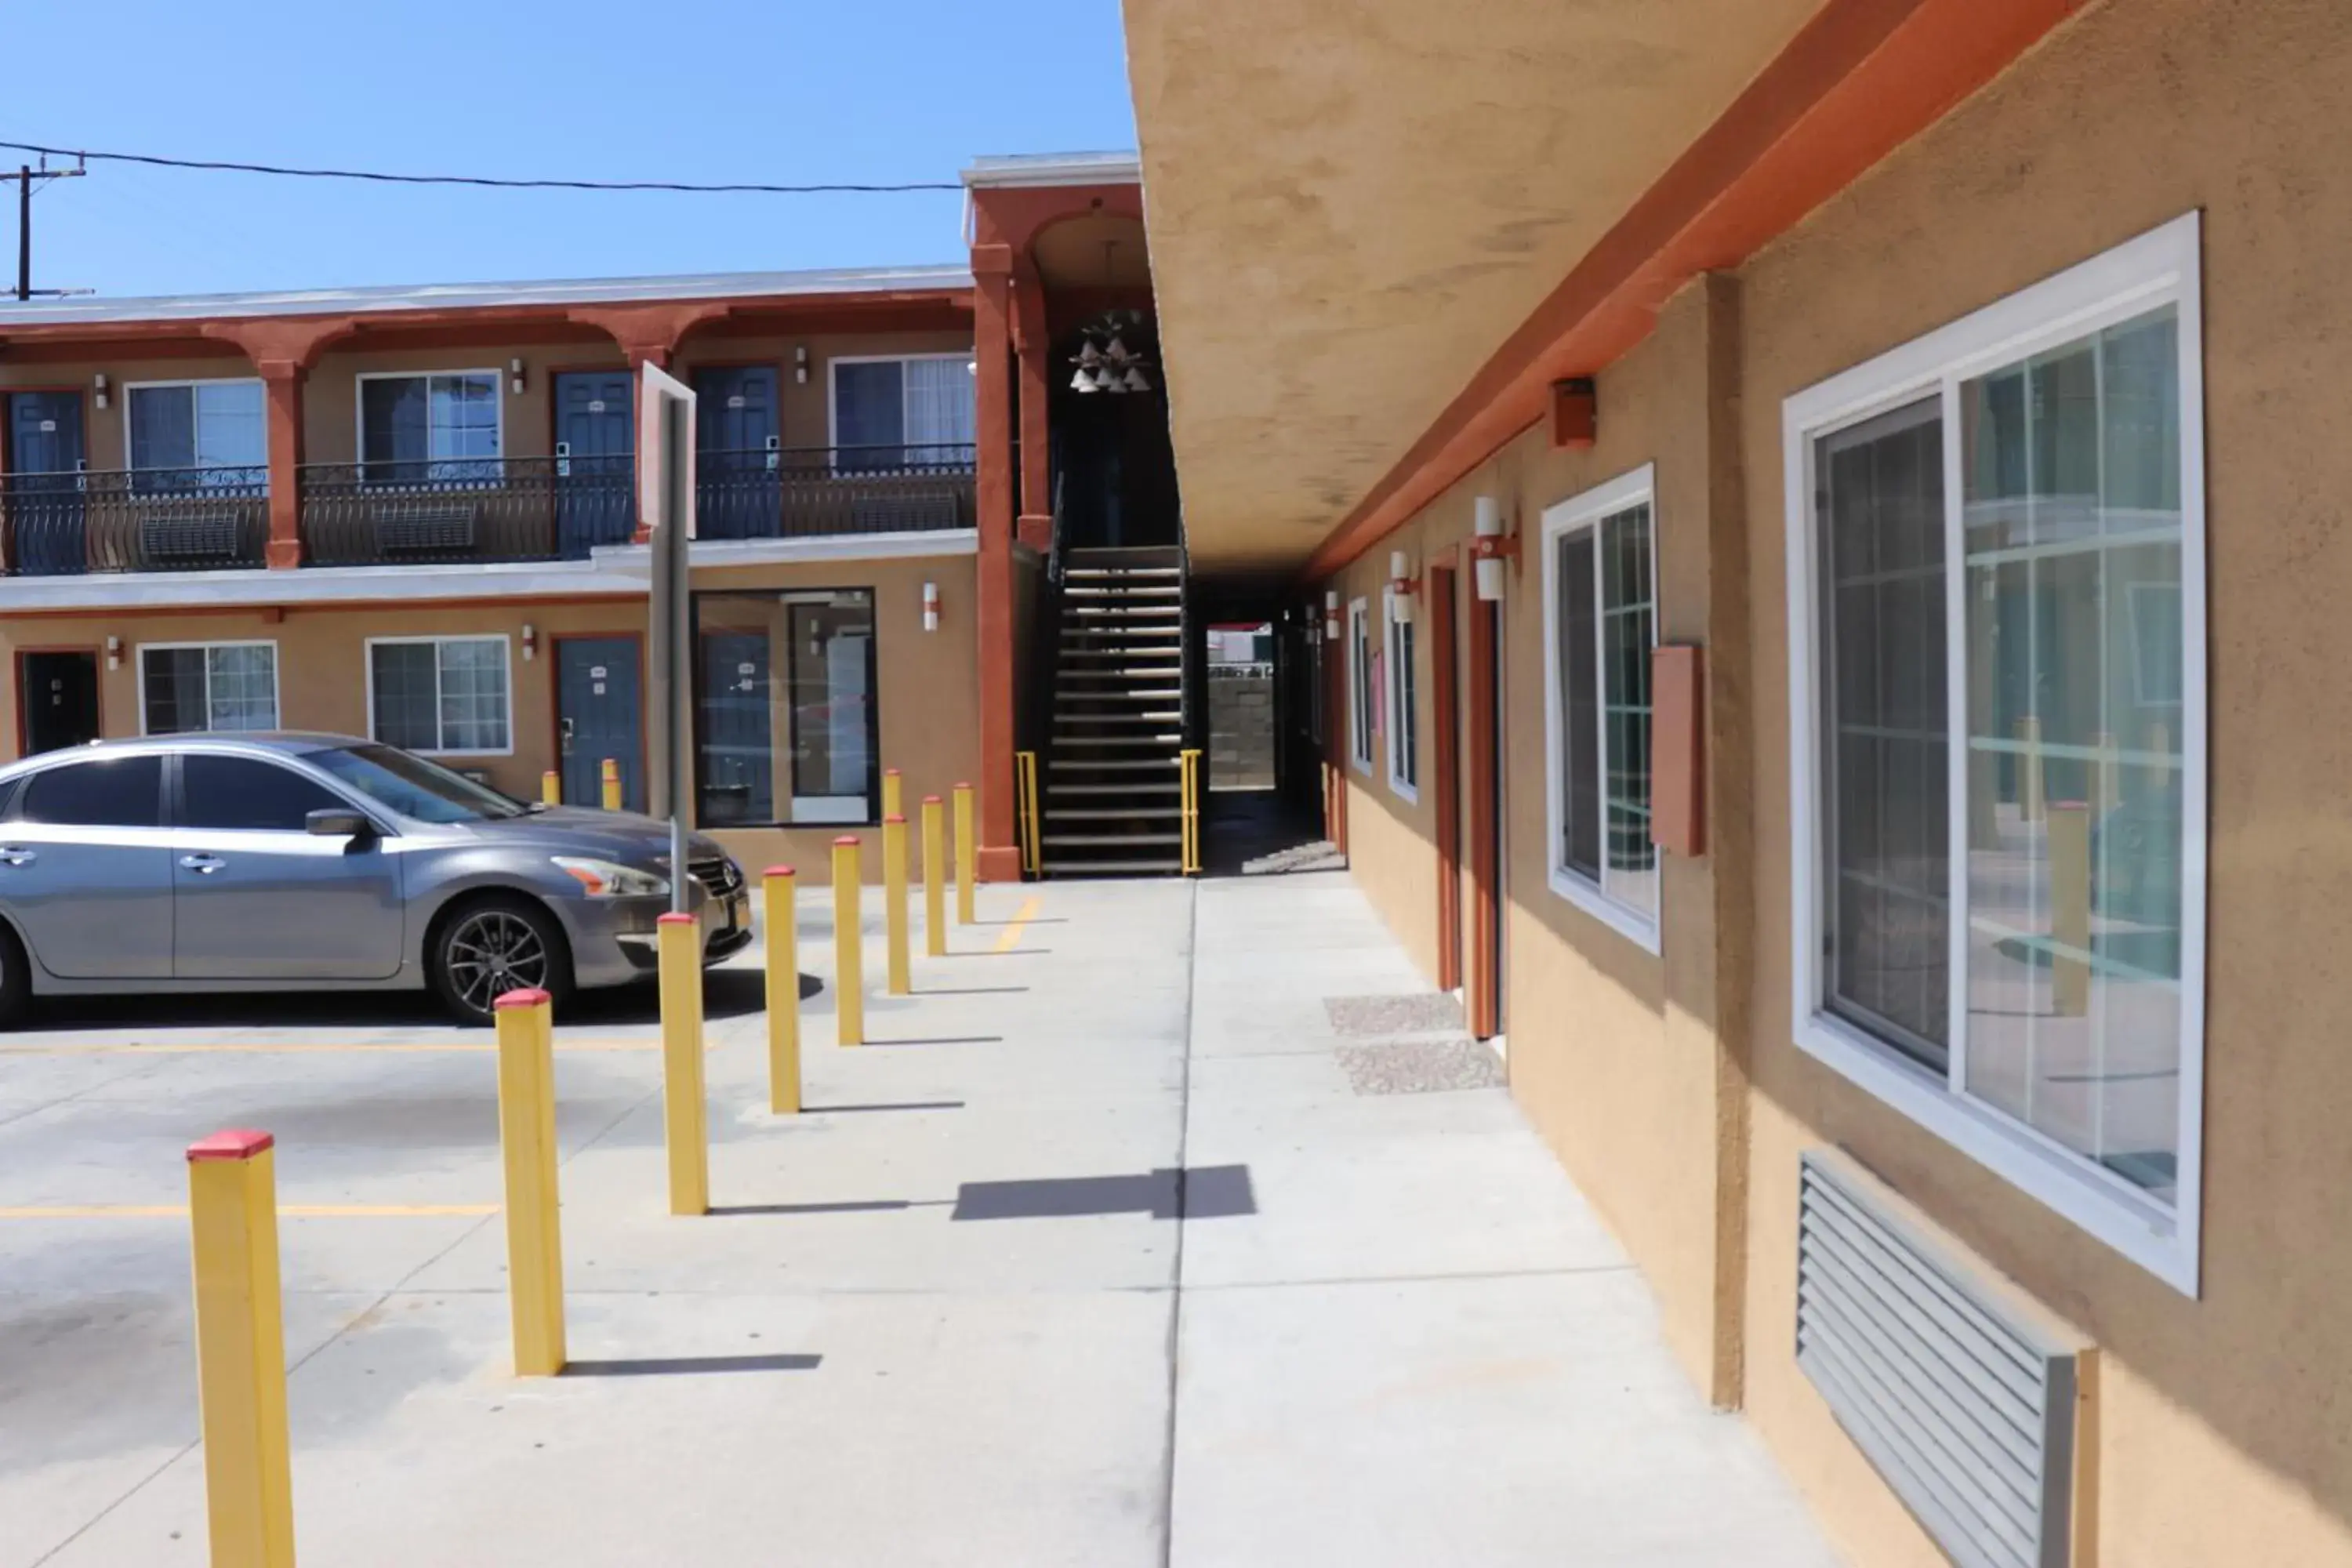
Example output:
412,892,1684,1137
2,1,1137,299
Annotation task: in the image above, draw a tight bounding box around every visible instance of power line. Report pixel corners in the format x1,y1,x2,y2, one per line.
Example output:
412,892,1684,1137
0,140,960,195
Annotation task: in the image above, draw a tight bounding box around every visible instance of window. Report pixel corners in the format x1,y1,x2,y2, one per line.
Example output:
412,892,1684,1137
830,356,976,470
140,643,280,735
19,755,162,827
1346,597,1373,772
691,590,880,826
358,372,502,483
368,637,512,754
1785,214,2205,1291
1541,466,1660,947
125,380,266,489
183,754,345,832
310,743,527,823
1383,586,1418,800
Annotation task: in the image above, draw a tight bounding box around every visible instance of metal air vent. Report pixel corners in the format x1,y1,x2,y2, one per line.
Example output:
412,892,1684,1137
1797,1149,2094,1568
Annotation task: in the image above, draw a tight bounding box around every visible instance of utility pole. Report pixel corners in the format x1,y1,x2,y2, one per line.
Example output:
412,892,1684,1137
16,157,87,302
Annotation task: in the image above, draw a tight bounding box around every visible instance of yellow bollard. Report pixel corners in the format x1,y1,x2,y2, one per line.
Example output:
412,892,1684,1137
763,866,801,1115
656,913,709,1216
953,781,977,924
541,769,561,807
884,814,912,996
882,767,902,823
600,757,622,811
832,836,865,1046
186,1128,296,1568
493,987,565,1375
2049,802,2092,1018
923,796,948,957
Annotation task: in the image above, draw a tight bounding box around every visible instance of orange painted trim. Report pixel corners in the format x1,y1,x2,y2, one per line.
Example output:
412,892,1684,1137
1301,0,2085,581
1465,597,1501,1040
1429,564,1462,994
0,590,644,622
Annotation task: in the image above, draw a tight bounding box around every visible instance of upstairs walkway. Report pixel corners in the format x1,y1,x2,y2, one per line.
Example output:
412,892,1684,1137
0,823,1837,1566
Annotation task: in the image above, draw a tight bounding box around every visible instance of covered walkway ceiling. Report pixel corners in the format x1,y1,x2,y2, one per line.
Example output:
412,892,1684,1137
1123,0,1826,579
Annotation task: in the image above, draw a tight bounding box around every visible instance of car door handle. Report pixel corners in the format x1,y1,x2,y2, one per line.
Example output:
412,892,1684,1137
0,846,34,867
180,854,227,875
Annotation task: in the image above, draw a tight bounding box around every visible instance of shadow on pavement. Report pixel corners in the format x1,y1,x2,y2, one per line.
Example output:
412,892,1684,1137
24,966,783,1033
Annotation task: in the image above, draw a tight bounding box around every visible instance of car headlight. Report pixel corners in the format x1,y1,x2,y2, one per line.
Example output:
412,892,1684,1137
552,856,670,898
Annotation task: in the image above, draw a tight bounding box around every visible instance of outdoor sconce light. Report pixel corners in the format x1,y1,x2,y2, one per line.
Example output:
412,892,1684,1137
92,373,109,411
923,581,941,632
1324,588,1341,640
105,635,121,671
1470,495,1519,603
509,358,526,396
521,623,538,662
1388,550,1418,623
794,345,811,385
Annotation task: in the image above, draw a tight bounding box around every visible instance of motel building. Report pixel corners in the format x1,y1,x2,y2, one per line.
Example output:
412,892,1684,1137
1114,0,2352,1565
0,152,1181,884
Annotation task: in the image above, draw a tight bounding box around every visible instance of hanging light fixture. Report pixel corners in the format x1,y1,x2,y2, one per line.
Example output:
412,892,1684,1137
1068,300,1156,396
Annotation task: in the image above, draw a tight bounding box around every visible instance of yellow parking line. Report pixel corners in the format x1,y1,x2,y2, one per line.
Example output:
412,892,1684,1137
0,1036,693,1057
992,896,1041,953
0,1202,499,1220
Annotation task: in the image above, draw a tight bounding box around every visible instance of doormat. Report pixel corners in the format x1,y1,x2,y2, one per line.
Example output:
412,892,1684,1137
1323,993,1465,1037
1334,1037,1504,1095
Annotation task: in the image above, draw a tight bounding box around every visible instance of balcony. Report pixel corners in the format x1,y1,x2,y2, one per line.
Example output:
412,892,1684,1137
0,467,271,575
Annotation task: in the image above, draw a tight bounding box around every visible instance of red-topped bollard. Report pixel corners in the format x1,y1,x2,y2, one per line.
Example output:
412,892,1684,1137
187,1127,296,1567
657,911,709,1215
832,836,865,1046
764,866,800,1113
493,987,564,1374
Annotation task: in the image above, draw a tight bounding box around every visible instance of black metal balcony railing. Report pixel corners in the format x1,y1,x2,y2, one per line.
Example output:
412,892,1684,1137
1,466,271,575
696,445,977,541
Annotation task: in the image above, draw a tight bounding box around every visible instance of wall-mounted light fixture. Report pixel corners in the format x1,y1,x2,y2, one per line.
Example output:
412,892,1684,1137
509,358,526,396
1470,495,1520,604
793,345,811,386
521,623,538,662
1388,550,1421,623
1323,589,1341,640
105,635,121,671
922,581,941,632
92,373,109,411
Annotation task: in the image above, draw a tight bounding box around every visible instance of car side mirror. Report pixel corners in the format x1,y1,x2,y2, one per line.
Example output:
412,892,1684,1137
307,808,371,838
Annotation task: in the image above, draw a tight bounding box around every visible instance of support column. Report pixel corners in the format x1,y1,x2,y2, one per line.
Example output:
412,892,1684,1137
971,243,1023,882
257,363,304,568
1014,266,1054,554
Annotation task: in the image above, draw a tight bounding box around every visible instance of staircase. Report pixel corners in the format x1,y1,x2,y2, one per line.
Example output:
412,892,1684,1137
1040,545,1189,876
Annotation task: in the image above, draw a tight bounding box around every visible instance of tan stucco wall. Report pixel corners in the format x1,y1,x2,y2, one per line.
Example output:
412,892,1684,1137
1730,2,2352,1563
0,554,978,887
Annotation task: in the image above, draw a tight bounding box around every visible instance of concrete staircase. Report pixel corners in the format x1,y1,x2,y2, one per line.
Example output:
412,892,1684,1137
1041,546,1188,876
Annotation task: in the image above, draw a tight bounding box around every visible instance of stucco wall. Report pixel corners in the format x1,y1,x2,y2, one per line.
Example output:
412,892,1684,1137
0,554,978,887
1733,1,2352,1563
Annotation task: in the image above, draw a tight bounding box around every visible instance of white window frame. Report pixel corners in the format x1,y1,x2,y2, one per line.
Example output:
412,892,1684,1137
135,640,281,735
120,377,269,477
1346,597,1373,774
1382,586,1419,803
363,633,515,757
826,352,978,469
1538,463,1662,953
352,369,506,485
1781,212,2208,1294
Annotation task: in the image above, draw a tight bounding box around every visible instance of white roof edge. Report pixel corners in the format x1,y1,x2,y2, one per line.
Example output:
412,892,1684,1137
0,263,975,329
962,151,1142,189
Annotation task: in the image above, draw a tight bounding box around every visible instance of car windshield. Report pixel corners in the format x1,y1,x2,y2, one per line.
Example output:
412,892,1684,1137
307,744,529,824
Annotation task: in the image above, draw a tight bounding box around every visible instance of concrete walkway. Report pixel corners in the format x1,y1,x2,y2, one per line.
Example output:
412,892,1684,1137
1,863,1838,1566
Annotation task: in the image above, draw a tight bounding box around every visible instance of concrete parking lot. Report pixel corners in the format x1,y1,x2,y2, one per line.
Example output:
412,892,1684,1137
0,865,1836,1568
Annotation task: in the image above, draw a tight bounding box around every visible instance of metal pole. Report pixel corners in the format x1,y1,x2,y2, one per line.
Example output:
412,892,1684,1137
17,167,31,303
663,395,691,914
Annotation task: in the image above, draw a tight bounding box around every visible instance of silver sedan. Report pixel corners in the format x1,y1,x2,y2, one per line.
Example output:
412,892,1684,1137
0,733,752,1024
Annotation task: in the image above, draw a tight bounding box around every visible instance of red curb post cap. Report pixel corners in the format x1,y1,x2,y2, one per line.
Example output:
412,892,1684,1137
657,911,697,925
187,1128,274,1163
923,794,943,804
885,813,906,825
884,767,901,776
954,781,971,789
764,864,795,878
833,835,862,847
493,988,552,1011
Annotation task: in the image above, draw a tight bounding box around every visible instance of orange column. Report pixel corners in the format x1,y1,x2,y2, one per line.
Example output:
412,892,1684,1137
971,244,1022,883
258,363,304,568
1014,267,1054,554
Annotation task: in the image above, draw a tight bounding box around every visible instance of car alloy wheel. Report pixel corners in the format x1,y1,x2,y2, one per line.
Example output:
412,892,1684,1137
445,906,552,1016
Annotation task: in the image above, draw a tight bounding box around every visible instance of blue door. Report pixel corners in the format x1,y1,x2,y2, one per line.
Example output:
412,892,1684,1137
692,366,779,539
6,393,87,575
557,637,643,811
697,631,772,825
553,372,634,557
